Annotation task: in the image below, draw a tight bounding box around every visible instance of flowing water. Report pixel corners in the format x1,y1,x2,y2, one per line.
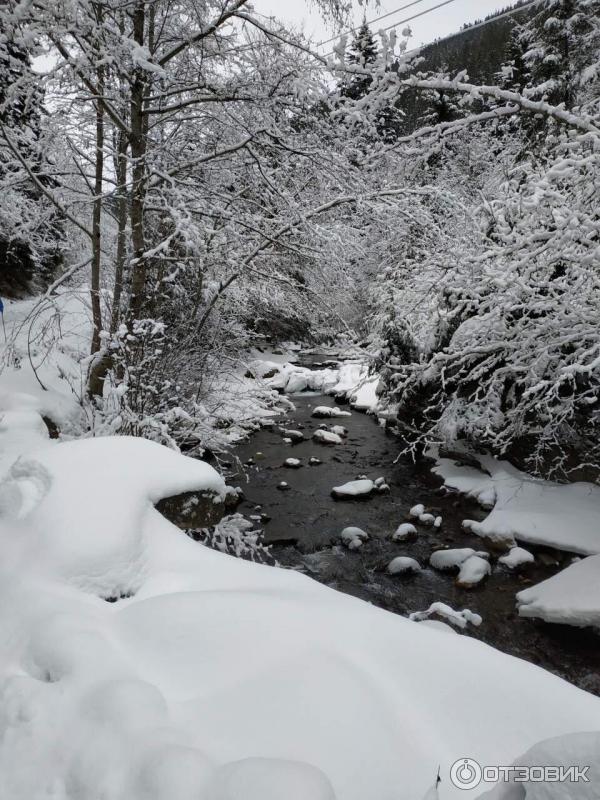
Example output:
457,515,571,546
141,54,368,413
229,356,600,695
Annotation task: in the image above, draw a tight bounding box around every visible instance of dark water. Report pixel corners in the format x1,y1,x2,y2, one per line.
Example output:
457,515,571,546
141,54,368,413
229,360,600,696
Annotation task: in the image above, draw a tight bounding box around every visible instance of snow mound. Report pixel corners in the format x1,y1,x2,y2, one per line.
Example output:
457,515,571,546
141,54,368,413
499,547,535,569
341,526,369,550
409,602,483,629
387,556,421,575
516,555,600,628
2,417,600,799
456,555,491,587
313,429,343,445
312,406,352,419
409,503,425,518
478,731,600,800
435,456,600,555
430,548,488,572
392,522,418,542
213,757,336,800
331,479,374,499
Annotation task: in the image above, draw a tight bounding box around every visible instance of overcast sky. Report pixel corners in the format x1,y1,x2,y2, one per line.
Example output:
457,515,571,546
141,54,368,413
252,0,510,49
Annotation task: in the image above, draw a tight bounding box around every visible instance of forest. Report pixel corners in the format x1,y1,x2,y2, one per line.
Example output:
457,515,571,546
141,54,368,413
0,1,600,799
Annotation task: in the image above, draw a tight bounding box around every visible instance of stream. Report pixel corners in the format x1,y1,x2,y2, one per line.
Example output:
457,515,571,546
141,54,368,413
229,355,600,696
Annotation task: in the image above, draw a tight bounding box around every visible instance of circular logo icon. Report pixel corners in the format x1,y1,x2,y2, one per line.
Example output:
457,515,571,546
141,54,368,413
450,758,483,790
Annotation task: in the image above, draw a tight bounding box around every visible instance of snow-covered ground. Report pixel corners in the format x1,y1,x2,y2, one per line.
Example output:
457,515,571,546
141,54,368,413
433,454,600,629
247,358,381,414
2,307,600,799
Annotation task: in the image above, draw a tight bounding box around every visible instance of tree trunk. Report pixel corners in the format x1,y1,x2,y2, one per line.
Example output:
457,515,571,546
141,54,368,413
90,5,104,355
128,0,147,322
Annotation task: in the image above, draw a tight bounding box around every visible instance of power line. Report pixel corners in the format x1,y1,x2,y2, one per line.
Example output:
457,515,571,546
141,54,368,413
397,0,542,61
324,0,542,60
317,0,432,48
323,0,461,57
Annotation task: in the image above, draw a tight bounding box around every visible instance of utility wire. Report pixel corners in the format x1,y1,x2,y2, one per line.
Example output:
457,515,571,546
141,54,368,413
324,0,542,59
317,0,432,47
323,0,461,56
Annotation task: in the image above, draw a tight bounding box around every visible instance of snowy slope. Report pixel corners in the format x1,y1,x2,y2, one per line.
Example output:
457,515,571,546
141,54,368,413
0,424,600,799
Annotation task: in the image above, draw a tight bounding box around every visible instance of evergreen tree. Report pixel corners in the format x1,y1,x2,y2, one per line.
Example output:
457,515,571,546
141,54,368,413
518,0,600,109
341,20,379,101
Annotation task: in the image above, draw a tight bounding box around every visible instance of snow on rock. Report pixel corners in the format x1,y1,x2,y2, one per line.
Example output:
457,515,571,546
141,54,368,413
285,373,309,394
281,428,304,443
284,458,302,468
330,425,348,437
313,429,343,445
456,555,492,588
516,555,600,628
277,481,290,490
477,731,600,800
312,406,352,419
392,523,418,542
409,602,483,629
499,547,535,569
0,436,227,597
387,556,421,575
341,527,369,550
331,479,375,499
436,455,600,555
430,548,489,572
409,503,425,518
348,376,379,413
433,516,442,529
433,458,497,509
308,457,322,466
418,513,436,526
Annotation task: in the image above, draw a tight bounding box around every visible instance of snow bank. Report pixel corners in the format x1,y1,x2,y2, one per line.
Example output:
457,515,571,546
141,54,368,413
516,555,600,628
435,455,600,555
2,406,600,798
478,732,600,800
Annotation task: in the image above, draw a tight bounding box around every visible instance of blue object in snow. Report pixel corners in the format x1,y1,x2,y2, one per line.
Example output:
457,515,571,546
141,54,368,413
0,298,3,314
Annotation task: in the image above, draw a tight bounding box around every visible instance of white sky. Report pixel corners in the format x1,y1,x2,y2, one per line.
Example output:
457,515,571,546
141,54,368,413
252,0,511,49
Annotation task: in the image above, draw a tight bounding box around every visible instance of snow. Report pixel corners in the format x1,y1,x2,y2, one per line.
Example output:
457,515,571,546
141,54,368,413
478,732,600,800
285,373,309,394
409,603,483,629
281,428,304,442
330,425,347,437
430,548,488,572
213,758,336,800
418,512,436,526
341,526,369,550
456,555,492,587
392,522,418,541
331,479,374,498
284,457,302,468
434,455,600,555
312,406,352,419
2,430,600,800
516,555,600,628
348,376,379,413
409,503,425,517
313,429,343,445
387,556,421,575
499,546,535,569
